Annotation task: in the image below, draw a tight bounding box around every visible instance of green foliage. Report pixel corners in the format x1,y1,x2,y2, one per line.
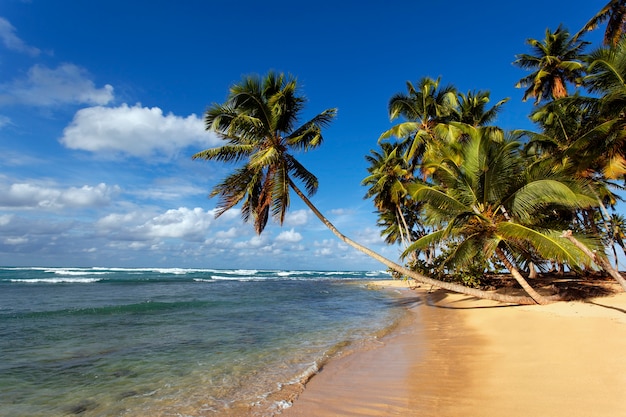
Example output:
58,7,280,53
398,246,503,289
194,72,337,234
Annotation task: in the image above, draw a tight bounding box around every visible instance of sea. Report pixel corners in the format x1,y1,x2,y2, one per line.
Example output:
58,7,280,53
0,267,413,417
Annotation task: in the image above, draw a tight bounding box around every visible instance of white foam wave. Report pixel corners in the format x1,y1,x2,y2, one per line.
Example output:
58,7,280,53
221,269,259,275
10,278,102,284
210,275,261,281
46,269,110,276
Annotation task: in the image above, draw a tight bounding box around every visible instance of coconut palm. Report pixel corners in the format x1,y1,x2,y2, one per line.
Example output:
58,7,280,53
454,90,509,127
363,143,413,247
514,25,589,104
192,72,336,234
521,96,626,282
403,125,600,304
379,77,458,168
195,72,545,305
583,39,626,179
575,0,626,46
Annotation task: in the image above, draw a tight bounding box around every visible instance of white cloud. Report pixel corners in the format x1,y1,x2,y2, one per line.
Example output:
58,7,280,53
275,228,302,243
0,181,119,209
234,235,269,249
60,103,219,158
141,207,212,240
285,209,309,227
4,236,27,245
97,207,214,242
353,227,386,246
0,64,113,106
0,17,40,56
96,211,146,230
131,181,207,201
215,227,240,239
330,208,353,216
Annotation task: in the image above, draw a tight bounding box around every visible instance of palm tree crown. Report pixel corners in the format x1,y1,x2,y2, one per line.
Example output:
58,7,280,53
193,72,337,233
404,126,600,303
514,25,589,104
575,0,626,46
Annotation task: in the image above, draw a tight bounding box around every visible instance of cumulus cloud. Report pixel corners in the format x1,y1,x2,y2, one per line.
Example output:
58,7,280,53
141,207,212,240
234,235,269,249
0,63,113,107
60,103,220,158
0,182,119,209
215,227,241,239
285,209,309,227
97,207,214,242
275,228,302,243
0,17,40,56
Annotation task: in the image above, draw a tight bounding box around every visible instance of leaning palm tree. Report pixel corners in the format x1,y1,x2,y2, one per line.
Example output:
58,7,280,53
514,25,588,104
575,0,626,46
403,125,601,304
194,72,545,304
192,72,336,234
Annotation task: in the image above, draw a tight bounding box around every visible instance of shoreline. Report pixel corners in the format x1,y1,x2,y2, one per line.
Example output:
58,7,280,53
281,279,626,416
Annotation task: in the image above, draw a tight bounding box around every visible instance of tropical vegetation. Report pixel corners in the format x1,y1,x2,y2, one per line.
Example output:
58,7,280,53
194,3,626,304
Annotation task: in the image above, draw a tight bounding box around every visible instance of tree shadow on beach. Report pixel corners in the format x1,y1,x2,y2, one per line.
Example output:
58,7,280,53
586,301,626,315
411,272,620,309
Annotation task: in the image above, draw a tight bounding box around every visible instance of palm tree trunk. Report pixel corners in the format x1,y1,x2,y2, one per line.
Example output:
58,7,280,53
495,248,550,305
396,204,412,246
289,180,540,305
561,230,626,291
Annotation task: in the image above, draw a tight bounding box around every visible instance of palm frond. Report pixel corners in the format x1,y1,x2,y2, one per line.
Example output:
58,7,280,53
378,122,422,141
401,229,446,258
287,108,337,150
286,154,318,196
508,179,597,221
497,222,595,267
409,183,468,214
192,144,255,163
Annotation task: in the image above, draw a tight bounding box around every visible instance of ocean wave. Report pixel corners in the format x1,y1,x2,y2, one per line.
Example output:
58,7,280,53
221,269,259,275
46,269,111,276
10,278,102,284
210,275,261,282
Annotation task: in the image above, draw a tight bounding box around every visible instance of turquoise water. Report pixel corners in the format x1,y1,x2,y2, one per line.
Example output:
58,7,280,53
0,267,407,416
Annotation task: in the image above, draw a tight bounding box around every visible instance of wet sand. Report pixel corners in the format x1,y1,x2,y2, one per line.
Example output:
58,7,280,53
282,280,626,417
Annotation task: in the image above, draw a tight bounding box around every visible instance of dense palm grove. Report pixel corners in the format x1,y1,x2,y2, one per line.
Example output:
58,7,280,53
195,1,626,305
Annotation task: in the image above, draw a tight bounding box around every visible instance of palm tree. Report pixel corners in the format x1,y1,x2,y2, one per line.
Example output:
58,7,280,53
379,77,458,168
514,25,589,104
192,72,336,234
454,90,509,127
575,0,626,46
403,125,600,304
583,39,626,179
194,72,544,305
363,143,413,247
521,96,626,281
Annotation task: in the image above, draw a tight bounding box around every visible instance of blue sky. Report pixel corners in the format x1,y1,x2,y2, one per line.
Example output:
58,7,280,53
0,0,618,270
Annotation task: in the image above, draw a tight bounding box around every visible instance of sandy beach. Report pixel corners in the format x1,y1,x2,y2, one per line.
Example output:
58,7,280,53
282,279,626,417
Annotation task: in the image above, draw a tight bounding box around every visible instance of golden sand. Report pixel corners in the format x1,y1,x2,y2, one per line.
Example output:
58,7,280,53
282,280,626,416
